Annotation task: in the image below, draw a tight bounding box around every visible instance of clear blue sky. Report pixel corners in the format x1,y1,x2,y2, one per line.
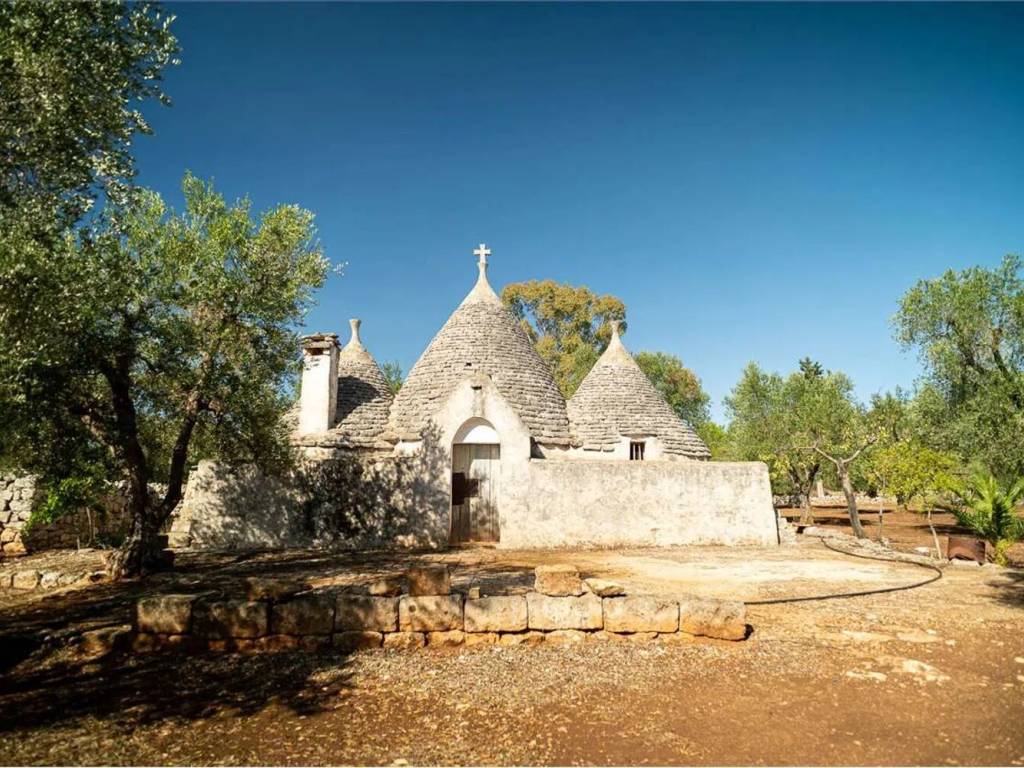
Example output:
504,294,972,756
135,2,1024,422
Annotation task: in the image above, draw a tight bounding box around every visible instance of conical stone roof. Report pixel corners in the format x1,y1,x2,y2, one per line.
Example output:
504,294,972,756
387,250,571,444
333,318,394,447
567,322,711,459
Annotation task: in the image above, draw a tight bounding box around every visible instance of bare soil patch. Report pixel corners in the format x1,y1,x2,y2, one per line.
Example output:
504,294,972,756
0,539,1022,766
781,504,1024,567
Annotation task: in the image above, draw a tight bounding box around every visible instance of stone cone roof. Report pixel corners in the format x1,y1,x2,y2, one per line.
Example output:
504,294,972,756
333,319,394,447
567,322,710,459
387,254,571,444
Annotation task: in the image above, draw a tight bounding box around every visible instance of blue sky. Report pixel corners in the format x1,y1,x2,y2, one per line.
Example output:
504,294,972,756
135,2,1024,422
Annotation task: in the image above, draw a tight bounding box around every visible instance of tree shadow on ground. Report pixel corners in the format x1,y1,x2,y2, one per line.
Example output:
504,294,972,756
0,648,354,734
988,568,1024,609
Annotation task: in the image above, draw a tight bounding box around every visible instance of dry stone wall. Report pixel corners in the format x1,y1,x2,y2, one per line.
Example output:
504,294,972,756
131,565,749,654
0,475,38,557
1,475,159,560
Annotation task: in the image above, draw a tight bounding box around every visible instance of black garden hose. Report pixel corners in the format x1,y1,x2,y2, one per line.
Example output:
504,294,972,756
744,538,944,606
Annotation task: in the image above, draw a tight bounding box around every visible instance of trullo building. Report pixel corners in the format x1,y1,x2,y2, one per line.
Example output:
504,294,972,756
174,246,778,550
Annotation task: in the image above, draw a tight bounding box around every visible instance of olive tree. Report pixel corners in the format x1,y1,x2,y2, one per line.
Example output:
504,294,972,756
894,255,1024,479
0,1,178,226
0,175,329,576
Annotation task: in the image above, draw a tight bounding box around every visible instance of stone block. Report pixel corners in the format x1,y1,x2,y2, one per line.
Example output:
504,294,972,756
0,572,11,589
244,576,304,601
271,594,335,636
193,599,268,639
0,527,16,543
399,595,463,632
383,631,426,650
256,634,301,652
603,596,679,633
464,595,528,633
587,630,628,643
584,578,625,597
526,592,602,631
131,632,160,654
544,629,588,644
427,630,466,648
534,565,584,596
11,570,39,590
167,531,192,549
134,634,189,654
658,632,697,645
332,630,383,652
335,595,398,632
406,565,450,596
3,539,26,556
207,638,259,653
499,631,546,646
367,576,404,597
463,631,498,646
467,586,482,600
678,596,747,641
79,624,132,659
38,570,61,589
626,631,659,643
254,634,329,652
136,594,197,635
333,631,383,653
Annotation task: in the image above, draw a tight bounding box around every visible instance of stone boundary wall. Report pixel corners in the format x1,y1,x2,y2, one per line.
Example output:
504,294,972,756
503,460,778,548
1,562,108,592
0,475,149,558
130,565,749,656
773,492,897,509
0,475,37,557
175,457,779,551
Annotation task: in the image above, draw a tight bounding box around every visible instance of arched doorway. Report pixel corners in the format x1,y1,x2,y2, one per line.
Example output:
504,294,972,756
450,418,500,544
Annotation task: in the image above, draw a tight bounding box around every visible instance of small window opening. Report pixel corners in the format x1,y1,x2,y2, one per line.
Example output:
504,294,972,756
629,441,646,461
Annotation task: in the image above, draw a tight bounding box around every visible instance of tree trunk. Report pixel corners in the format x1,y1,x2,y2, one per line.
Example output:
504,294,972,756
839,464,866,539
926,508,942,559
878,495,885,541
111,499,161,579
103,360,158,579
799,492,814,525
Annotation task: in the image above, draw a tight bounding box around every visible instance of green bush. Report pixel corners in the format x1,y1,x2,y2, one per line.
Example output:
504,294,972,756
952,471,1024,565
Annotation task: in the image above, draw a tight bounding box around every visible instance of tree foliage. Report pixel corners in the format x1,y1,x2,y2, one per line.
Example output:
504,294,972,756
894,255,1024,479
0,175,328,574
0,1,179,226
723,362,822,520
867,441,957,510
381,361,403,395
502,280,625,398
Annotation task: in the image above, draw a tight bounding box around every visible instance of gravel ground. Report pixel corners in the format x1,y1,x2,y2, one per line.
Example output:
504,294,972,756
0,538,1022,766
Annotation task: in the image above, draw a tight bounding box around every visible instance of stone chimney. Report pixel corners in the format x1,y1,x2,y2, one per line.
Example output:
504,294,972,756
298,332,339,435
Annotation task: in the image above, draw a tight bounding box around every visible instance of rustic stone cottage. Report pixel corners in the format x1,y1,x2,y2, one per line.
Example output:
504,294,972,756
174,246,777,550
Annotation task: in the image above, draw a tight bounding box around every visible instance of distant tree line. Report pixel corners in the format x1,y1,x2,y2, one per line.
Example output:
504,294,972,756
506,258,1024,562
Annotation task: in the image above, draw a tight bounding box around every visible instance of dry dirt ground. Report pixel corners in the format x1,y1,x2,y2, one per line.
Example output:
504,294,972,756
0,515,1022,765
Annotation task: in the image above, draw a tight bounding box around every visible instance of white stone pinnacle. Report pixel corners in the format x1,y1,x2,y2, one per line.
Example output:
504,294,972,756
461,242,500,306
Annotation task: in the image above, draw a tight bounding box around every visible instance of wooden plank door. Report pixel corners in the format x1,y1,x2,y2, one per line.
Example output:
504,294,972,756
469,444,500,542
450,443,500,544
450,444,472,544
